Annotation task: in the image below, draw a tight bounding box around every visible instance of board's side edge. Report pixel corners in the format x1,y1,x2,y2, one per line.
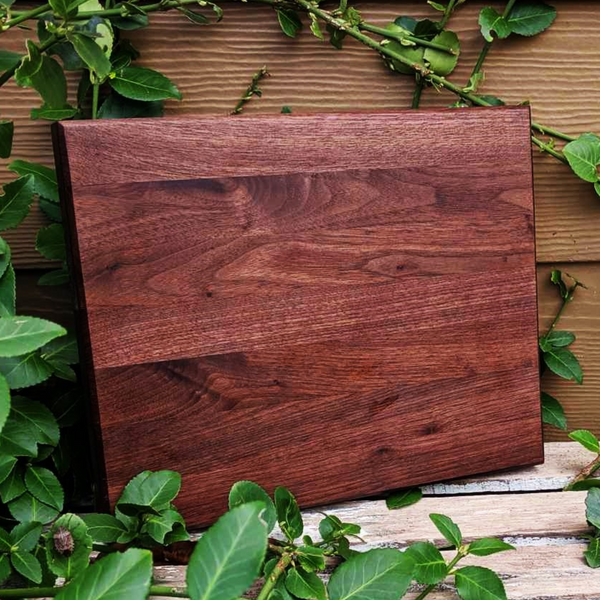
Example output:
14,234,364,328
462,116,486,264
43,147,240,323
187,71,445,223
51,123,111,513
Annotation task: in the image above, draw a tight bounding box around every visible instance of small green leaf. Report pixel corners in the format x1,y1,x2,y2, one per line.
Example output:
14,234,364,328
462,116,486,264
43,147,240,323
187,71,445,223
0,317,66,358
563,133,600,183
467,538,515,557
176,6,209,24
386,487,422,510
0,453,17,485
0,352,54,389
569,429,600,454
541,392,567,431
430,513,462,548
318,514,360,542
0,121,14,159
286,568,326,600
31,105,78,121
81,513,127,543
0,176,35,231
550,269,568,299
36,224,66,261
25,465,64,511
11,550,42,583
187,502,268,600
423,30,459,76
585,537,600,568
0,464,25,502
327,548,414,600
11,521,42,552
8,492,59,524
54,548,152,600
144,508,189,545
586,489,600,529
68,33,112,80
274,486,303,542
309,16,324,40
296,546,326,572
544,330,575,348
0,554,11,585
42,332,78,367
116,470,181,515
38,268,69,286
543,347,583,384
405,541,447,585
506,2,557,37
277,9,302,38
109,67,182,101
0,263,16,317
455,566,507,600
229,480,276,533
478,7,512,42
46,514,93,580
8,160,58,203
98,92,163,119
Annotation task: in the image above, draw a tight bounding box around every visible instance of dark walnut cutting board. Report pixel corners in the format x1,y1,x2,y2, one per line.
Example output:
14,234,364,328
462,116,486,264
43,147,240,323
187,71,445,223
53,108,542,527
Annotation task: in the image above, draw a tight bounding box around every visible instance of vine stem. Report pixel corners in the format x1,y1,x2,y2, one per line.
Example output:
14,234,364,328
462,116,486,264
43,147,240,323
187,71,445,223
256,552,293,600
412,78,424,109
359,23,457,55
92,81,100,119
1,2,50,31
532,136,568,164
0,585,191,598
439,0,459,29
413,552,464,600
564,454,600,491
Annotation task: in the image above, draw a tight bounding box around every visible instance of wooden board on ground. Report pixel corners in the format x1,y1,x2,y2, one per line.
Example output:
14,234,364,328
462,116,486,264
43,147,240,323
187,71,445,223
54,108,542,527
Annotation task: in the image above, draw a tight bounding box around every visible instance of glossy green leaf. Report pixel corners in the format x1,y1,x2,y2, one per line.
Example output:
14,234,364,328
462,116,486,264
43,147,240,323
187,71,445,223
328,548,414,600
318,514,360,542
478,7,511,42
383,24,425,75
31,105,78,121
430,513,462,548
455,566,507,600
296,546,326,572
277,9,302,38
0,464,25,502
8,160,58,203
586,489,600,529
68,33,112,80
0,373,9,434
54,548,152,600
0,352,54,389
42,332,78,367
569,429,600,454
0,453,17,485
36,224,66,261
81,513,127,543
110,13,149,30
386,488,422,510
0,263,16,317
25,465,64,510
144,508,189,545
0,554,11,585
98,93,163,119
109,67,182,101
0,317,66,358
117,470,181,515
506,2,557,37
563,133,600,183
46,514,93,580
286,568,326,600
8,492,59,524
0,50,21,73
0,121,14,159
544,330,575,348
187,502,268,600
541,392,567,431
0,236,10,279
543,347,583,383
405,541,447,585
11,521,43,552
423,30,459,76
585,537,600,568
274,486,303,542
0,176,34,231
467,538,515,557
176,6,209,24
11,550,42,583
229,480,276,533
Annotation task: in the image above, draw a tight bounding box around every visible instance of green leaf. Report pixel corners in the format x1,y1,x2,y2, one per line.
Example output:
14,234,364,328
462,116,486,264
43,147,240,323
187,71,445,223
54,548,152,600
455,566,507,600
586,489,600,529
383,25,425,75
38,268,69,286
0,176,35,231
228,480,276,533
430,513,462,548
405,541,447,585
8,492,59,524
0,373,9,434
286,568,326,600
543,347,583,383
144,508,189,545
585,537,600,568
0,527,11,552
109,12,148,30
423,30,459,76
274,486,303,542
318,514,360,542
98,92,163,119
478,7,512,42
0,121,14,159
541,392,567,431
116,470,181,515
386,488,422,510
11,521,43,552
46,514,93,580
0,352,54,389
544,330,575,348
0,464,25,502
468,538,515,556
109,67,182,101
176,6,209,24
36,224,66,261
506,2,557,36
277,9,302,38
0,236,10,279
24,465,64,511
0,317,66,358
550,269,568,299
8,160,58,203
0,554,11,585
0,50,21,73
68,33,112,80
81,513,127,543
328,548,414,600
309,16,324,40
327,24,346,49
563,133,600,183
187,502,268,600
31,105,78,121
0,453,17,485
296,546,325,572
569,429,600,454
0,263,16,317
11,550,42,583
49,390,82,429
42,332,78,366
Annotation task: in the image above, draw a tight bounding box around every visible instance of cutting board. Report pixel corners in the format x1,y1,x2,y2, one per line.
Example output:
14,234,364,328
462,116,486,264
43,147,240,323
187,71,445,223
53,108,542,526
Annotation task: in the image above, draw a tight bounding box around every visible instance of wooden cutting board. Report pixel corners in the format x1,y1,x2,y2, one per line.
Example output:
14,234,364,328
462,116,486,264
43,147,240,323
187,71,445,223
53,108,542,526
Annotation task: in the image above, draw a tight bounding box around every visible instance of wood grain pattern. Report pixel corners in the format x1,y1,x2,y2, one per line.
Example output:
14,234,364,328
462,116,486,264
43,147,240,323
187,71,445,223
54,109,542,526
2,1,600,266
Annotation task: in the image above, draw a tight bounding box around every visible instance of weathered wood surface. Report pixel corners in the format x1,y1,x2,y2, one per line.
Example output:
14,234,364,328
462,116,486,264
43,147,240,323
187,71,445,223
54,109,543,527
152,442,597,600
